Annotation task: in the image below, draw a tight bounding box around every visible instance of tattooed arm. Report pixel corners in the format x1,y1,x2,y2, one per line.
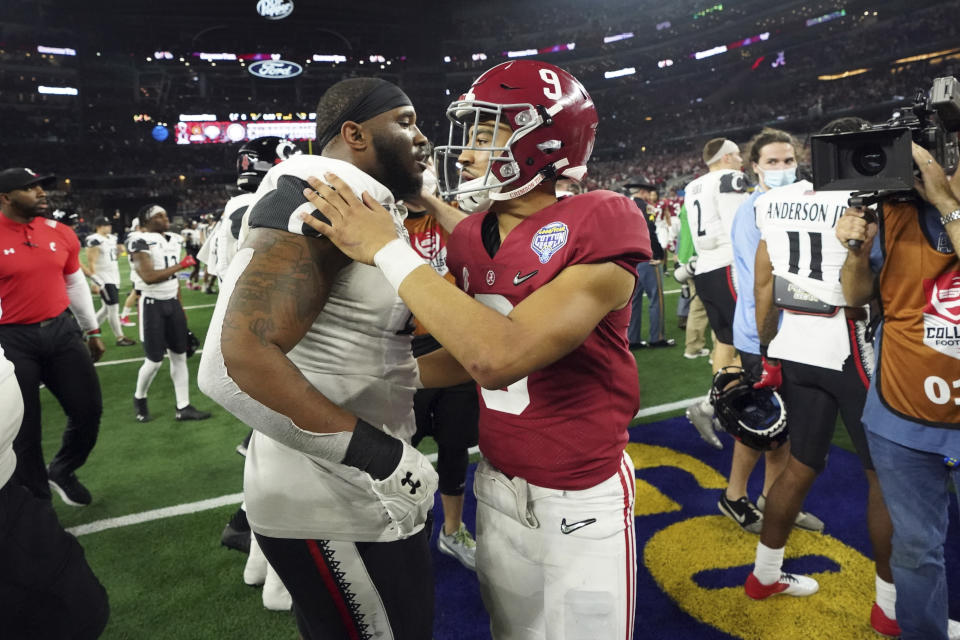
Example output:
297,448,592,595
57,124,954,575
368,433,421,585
219,227,357,434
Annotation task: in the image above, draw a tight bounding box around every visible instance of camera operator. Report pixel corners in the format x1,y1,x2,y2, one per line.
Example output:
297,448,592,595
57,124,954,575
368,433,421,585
837,142,960,640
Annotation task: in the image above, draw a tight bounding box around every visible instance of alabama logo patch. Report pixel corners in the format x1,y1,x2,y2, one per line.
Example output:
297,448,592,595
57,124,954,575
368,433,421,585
922,271,960,360
531,221,569,264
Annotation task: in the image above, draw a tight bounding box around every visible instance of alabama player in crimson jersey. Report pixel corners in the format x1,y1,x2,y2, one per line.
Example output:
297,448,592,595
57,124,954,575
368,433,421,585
299,60,650,640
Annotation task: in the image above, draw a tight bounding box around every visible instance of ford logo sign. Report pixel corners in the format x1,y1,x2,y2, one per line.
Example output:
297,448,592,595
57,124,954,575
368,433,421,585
256,0,294,20
249,60,303,79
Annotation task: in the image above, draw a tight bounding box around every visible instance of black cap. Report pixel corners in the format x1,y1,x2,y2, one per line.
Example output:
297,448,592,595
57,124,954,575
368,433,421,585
624,181,657,191
0,168,55,193
94,216,112,227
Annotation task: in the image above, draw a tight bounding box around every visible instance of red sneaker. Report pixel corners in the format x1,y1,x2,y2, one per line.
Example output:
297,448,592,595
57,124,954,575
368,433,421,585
745,572,819,600
871,603,901,638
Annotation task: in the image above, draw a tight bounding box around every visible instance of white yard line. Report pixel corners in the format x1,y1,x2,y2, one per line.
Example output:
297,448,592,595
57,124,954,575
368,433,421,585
94,350,203,367
67,447,470,537
122,302,216,318
66,396,697,537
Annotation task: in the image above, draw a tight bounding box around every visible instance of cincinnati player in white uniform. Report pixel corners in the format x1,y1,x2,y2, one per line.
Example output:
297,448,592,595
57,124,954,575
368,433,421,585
300,61,650,640
119,218,145,327
745,171,897,635
684,139,750,365
85,216,134,346
129,205,209,423
198,79,439,640
203,137,303,611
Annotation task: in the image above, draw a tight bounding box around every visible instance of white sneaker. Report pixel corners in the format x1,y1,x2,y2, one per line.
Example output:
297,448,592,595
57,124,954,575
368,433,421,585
683,348,711,359
243,534,268,586
745,572,819,599
948,618,960,640
262,563,292,611
437,522,477,571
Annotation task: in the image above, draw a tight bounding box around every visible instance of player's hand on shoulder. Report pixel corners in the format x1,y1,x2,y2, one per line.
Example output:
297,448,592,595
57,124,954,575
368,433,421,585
300,173,401,266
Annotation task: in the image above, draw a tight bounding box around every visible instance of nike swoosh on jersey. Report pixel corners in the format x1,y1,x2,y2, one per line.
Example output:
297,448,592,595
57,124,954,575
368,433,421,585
513,270,538,285
560,517,597,535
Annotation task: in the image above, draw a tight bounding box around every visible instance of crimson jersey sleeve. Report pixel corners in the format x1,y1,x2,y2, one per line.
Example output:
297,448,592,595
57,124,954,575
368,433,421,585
563,190,651,273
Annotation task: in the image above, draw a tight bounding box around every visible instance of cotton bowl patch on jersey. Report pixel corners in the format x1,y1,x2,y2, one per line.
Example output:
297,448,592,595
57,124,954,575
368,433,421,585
923,271,960,360
530,221,569,264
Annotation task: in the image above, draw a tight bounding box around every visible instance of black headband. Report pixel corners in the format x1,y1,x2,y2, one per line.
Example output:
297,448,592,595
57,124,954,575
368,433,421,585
316,80,413,151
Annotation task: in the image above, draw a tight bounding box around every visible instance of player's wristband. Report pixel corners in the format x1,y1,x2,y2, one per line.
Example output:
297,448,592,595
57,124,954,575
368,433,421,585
759,344,769,358
86,329,102,338
341,419,404,481
373,238,427,294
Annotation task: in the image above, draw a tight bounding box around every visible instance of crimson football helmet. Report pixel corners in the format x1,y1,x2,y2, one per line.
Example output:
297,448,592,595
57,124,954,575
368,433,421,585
434,60,598,212
710,367,788,451
237,136,301,192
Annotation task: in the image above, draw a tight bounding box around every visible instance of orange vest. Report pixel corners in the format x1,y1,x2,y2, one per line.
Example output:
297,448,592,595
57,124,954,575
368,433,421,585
876,202,960,427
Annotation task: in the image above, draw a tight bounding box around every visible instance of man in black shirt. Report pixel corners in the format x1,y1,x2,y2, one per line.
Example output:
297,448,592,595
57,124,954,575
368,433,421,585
626,182,675,349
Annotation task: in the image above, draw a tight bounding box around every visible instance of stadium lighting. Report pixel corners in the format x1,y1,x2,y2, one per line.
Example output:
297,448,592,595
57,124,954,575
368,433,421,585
179,114,217,121
894,48,960,64
38,86,78,95
505,49,538,58
693,45,727,60
806,9,846,27
603,33,634,44
604,67,636,79
818,68,869,81
313,54,347,63
37,46,76,56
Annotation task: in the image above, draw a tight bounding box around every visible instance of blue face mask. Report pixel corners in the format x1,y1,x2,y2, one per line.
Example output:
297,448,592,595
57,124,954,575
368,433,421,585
761,166,797,188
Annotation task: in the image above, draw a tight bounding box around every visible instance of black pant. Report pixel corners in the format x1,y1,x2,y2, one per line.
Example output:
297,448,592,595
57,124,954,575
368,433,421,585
412,383,479,496
0,481,109,639
0,312,103,499
257,526,434,640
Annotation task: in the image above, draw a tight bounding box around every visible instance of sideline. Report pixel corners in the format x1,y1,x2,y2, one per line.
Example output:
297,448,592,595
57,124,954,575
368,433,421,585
120,302,216,318
66,395,700,537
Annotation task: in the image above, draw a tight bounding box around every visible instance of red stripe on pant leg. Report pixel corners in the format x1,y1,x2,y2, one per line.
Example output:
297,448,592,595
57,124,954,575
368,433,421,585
847,319,870,388
618,457,636,640
305,540,362,640
725,265,738,301
626,457,637,636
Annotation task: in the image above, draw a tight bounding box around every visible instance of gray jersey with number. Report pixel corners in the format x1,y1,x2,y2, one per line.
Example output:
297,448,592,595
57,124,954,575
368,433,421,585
199,155,420,541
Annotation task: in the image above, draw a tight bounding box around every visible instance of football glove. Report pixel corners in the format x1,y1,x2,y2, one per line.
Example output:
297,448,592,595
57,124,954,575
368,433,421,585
753,357,783,390
179,255,197,269
185,329,200,358
371,439,439,537
342,419,438,538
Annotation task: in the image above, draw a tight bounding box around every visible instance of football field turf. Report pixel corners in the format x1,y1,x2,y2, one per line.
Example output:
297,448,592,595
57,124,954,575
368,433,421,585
39,259,879,639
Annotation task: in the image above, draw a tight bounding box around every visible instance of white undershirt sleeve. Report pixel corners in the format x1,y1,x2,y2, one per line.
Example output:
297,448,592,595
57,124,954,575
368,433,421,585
65,268,99,332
